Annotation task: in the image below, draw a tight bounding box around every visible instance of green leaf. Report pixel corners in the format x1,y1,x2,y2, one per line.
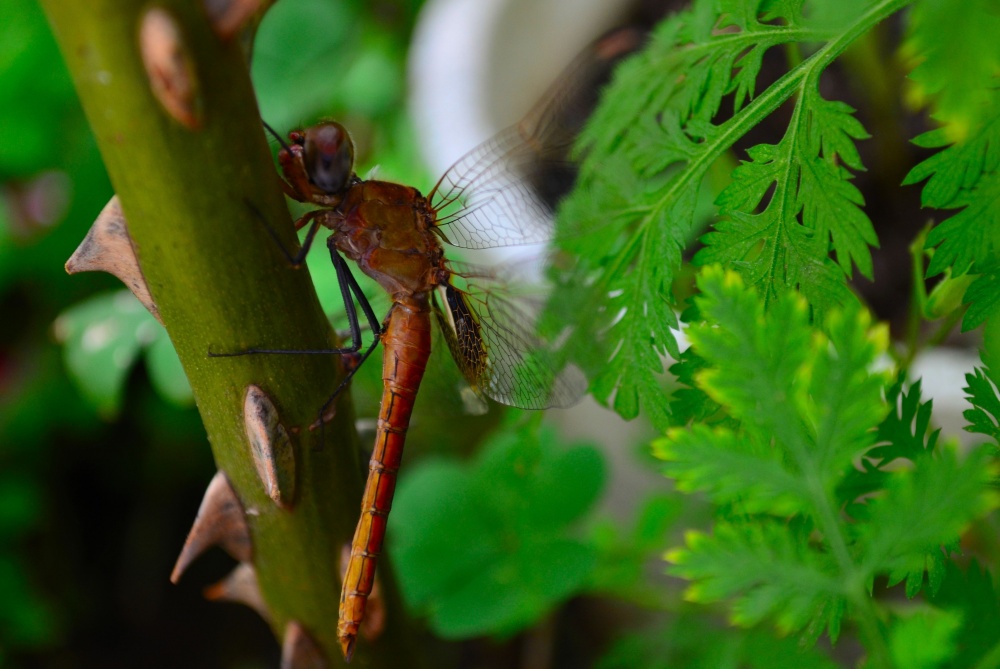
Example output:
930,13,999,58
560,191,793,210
54,290,192,417
659,267,900,642
668,521,844,639
55,291,148,417
922,269,975,321
390,421,605,638
928,560,1000,667
666,349,723,426
839,377,940,515
962,263,1000,331
903,0,1000,139
145,332,194,406
665,266,888,501
904,112,1000,278
962,367,1000,448
656,426,809,515
389,460,494,607
888,606,962,669
549,0,900,428
697,83,876,311
657,268,1000,650
860,446,997,575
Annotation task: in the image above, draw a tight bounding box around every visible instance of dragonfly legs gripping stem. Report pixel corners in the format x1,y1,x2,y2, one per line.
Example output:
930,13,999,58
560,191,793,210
209,238,385,429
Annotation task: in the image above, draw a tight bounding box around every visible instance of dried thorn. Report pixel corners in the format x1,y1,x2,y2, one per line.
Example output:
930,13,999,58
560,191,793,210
280,620,329,669
170,471,251,583
139,8,202,129
204,562,270,622
65,196,162,324
202,0,269,41
244,385,297,510
308,405,337,432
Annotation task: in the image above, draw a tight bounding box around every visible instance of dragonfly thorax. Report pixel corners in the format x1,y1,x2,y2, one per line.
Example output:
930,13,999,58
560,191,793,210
333,180,444,301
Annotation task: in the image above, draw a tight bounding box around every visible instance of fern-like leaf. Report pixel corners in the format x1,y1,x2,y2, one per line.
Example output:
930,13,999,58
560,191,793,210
698,84,876,310
903,0,1000,140
962,261,1000,331
860,447,996,576
668,521,844,639
904,111,1000,278
549,0,902,427
838,377,940,508
928,560,1000,667
657,268,997,645
963,366,1000,449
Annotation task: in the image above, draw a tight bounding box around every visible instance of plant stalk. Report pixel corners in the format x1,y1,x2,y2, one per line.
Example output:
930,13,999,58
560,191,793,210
38,1,417,664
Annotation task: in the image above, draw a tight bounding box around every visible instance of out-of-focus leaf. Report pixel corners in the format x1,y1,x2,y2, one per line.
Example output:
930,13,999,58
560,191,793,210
54,290,192,417
928,560,1000,667
589,495,679,602
0,0,78,175
251,0,356,130
390,420,605,638
145,333,193,406
888,607,961,669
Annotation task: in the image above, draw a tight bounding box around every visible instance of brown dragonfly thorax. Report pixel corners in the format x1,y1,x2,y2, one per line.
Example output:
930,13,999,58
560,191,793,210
333,180,444,303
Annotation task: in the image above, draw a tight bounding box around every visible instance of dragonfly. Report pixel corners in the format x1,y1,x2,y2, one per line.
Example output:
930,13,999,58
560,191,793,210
223,28,641,661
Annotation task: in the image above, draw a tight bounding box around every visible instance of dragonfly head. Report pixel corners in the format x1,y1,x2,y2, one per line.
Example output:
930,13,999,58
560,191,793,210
302,121,355,195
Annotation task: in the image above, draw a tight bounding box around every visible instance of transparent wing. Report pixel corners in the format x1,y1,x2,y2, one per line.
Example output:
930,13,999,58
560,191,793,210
427,28,644,250
431,263,586,409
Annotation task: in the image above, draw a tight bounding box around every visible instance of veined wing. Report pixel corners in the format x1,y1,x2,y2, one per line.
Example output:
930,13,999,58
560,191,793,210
431,262,586,410
427,28,644,250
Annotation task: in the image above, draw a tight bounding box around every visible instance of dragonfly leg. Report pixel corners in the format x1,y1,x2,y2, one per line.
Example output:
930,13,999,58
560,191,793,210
261,120,308,203
309,245,385,428
243,198,323,269
208,247,377,359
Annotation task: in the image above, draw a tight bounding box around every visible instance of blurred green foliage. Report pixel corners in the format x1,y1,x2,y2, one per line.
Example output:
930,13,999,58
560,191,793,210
391,418,605,637
55,290,190,417
1,0,112,658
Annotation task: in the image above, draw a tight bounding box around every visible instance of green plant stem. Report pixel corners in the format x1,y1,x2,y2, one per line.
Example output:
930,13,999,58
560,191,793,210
38,1,417,665
903,225,932,366
801,464,891,668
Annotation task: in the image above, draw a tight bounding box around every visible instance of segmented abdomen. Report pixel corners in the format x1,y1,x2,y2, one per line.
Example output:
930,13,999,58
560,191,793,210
337,300,431,659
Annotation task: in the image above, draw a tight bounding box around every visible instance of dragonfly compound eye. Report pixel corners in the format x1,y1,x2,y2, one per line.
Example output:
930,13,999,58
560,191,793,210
304,121,355,194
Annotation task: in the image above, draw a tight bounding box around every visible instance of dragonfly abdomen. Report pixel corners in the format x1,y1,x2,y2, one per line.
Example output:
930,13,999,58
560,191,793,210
338,300,432,659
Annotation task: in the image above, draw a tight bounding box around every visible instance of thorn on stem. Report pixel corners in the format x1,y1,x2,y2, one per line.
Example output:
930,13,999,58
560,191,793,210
204,562,270,621
65,196,161,323
280,620,329,669
170,471,252,583
244,384,297,509
139,7,202,129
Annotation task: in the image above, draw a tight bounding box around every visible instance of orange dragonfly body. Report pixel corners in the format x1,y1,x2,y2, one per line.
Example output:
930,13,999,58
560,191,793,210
273,121,584,659
246,28,641,661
